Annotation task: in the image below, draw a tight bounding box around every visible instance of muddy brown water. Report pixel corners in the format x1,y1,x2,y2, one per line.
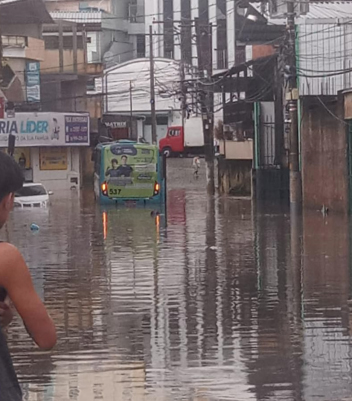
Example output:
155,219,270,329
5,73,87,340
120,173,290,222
1,162,352,400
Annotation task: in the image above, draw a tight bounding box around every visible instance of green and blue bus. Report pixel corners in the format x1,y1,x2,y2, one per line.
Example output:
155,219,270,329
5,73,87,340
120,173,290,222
93,141,166,206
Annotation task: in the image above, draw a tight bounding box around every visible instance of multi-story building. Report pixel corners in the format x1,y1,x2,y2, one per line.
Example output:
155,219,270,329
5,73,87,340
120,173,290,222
43,0,235,71
0,0,52,104
43,0,147,67
143,0,232,71
0,0,91,192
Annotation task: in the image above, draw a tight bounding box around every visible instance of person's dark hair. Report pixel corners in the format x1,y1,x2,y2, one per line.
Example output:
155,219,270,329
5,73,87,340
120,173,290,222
111,159,118,164
121,155,128,160
0,152,24,202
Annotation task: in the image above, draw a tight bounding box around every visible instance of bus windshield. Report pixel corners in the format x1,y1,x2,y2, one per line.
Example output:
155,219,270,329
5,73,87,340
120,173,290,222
104,143,158,199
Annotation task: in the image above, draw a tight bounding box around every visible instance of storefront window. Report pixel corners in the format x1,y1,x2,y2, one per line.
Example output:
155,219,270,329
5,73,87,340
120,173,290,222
39,147,68,171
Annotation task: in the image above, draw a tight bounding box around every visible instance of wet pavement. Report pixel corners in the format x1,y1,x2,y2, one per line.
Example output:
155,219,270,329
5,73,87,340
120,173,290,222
1,160,352,400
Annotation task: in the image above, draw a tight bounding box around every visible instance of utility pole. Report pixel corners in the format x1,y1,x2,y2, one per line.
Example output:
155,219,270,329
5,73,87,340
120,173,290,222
0,6,5,119
129,80,133,139
0,15,3,86
149,25,157,144
180,60,186,131
195,18,215,195
286,1,302,209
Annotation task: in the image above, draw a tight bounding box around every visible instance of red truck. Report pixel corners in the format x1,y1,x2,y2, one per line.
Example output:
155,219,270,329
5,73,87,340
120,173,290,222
159,117,204,157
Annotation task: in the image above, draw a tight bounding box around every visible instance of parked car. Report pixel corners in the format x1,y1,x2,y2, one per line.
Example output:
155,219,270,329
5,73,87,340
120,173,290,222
14,183,52,208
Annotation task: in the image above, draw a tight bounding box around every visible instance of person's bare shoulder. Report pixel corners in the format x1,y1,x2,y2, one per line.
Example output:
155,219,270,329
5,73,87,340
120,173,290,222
0,242,26,283
0,242,56,350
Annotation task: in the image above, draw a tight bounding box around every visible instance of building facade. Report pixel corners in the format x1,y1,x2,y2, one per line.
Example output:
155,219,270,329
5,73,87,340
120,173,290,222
143,0,233,71
101,58,184,143
44,0,147,66
0,112,90,191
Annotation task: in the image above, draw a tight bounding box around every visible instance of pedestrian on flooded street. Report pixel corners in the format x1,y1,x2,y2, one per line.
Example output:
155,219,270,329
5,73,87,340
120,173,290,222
193,156,201,179
0,152,56,401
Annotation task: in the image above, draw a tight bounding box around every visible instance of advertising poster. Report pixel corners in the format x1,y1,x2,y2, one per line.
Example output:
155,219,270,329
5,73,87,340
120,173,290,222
65,115,89,144
104,143,157,198
39,147,67,170
13,148,31,169
0,112,90,147
1,147,31,169
26,62,41,103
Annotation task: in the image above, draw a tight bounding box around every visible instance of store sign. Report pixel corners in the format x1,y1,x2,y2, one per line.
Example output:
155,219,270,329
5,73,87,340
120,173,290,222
65,115,89,143
26,62,41,103
104,121,127,128
39,147,67,170
0,112,90,147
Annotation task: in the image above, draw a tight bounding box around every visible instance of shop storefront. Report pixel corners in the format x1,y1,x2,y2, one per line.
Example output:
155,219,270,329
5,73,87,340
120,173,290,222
0,112,90,191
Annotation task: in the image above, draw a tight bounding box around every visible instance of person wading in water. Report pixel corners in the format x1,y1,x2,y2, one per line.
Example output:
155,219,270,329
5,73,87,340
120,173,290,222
192,156,201,179
0,152,56,400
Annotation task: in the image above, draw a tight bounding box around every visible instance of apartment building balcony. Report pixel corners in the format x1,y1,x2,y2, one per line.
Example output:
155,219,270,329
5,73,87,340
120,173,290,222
3,36,45,61
41,50,103,77
42,20,103,78
41,48,86,76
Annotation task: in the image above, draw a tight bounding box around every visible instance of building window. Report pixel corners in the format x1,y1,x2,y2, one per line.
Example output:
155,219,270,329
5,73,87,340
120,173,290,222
63,36,83,49
44,36,59,50
145,116,168,125
137,34,146,58
87,78,96,91
39,147,68,171
129,0,138,22
217,17,227,69
199,0,209,21
164,0,174,59
44,35,84,50
181,0,192,65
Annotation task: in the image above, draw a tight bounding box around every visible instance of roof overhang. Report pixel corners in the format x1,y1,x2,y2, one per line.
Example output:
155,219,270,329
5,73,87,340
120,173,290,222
213,54,277,79
0,0,53,25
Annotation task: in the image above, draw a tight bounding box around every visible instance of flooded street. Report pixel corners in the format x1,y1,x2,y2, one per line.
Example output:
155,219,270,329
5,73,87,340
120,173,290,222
1,159,352,400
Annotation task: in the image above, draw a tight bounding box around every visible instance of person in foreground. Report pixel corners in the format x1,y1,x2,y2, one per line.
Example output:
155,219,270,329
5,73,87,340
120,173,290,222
0,152,56,400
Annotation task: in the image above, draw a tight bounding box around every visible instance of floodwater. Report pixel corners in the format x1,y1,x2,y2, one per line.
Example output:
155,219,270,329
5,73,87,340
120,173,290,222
2,160,352,401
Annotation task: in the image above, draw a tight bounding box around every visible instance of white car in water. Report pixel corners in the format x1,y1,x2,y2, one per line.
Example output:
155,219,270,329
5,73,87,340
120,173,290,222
14,183,52,208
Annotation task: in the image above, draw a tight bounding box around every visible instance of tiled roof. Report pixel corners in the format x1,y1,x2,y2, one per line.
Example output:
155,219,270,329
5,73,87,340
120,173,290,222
50,11,103,24
303,1,352,20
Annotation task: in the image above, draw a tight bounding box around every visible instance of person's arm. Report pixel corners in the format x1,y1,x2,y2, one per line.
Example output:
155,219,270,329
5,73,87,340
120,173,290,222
0,243,56,350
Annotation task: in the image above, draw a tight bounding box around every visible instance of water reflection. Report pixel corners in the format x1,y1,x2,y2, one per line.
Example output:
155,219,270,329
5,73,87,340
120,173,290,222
1,191,352,400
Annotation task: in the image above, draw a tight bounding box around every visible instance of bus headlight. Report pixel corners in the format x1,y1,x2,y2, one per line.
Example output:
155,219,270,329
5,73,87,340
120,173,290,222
154,182,160,196
101,181,108,196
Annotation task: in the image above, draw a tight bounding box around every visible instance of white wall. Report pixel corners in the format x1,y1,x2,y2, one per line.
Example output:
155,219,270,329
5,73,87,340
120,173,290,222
191,0,199,68
227,0,236,67
86,31,101,63
104,58,182,113
143,124,167,144
145,0,163,58
142,112,180,144
31,147,82,192
137,119,144,139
